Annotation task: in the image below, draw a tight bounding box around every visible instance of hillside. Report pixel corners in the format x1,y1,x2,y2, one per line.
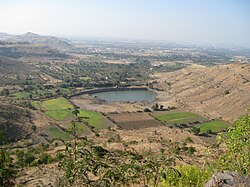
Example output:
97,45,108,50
153,63,250,122
0,32,73,51
0,104,33,142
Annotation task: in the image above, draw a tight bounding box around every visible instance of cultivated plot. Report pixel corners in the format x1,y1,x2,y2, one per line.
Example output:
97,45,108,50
108,112,162,129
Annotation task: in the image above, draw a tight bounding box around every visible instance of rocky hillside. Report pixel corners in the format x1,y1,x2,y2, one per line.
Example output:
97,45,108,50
154,63,250,122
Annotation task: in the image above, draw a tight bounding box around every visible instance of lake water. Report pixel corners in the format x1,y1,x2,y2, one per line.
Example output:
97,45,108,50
92,90,155,102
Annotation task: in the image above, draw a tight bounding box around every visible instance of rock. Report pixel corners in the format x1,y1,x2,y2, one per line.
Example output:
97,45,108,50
205,171,250,187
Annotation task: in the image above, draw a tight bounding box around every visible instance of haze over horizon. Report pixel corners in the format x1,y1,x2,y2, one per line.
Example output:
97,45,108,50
0,0,250,46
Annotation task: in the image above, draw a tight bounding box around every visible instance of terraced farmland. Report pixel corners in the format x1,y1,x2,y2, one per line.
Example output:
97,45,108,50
152,110,208,126
197,120,229,133
78,109,110,129
42,97,74,121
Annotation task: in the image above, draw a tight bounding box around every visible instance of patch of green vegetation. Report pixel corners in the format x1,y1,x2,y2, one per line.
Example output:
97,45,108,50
67,122,87,136
45,110,73,121
170,116,206,124
154,111,198,125
59,88,72,95
46,125,71,141
79,76,91,81
155,111,197,122
42,97,74,111
78,110,106,129
162,164,214,187
11,92,30,99
198,120,229,133
31,101,41,110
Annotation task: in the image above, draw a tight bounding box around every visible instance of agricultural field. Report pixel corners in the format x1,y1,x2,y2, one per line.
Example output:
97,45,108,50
40,97,112,131
152,110,208,126
152,110,230,136
45,124,71,141
42,97,74,111
197,120,229,133
41,97,74,121
45,110,73,121
108,112,162,129
11,91,31,99
78,109,108,129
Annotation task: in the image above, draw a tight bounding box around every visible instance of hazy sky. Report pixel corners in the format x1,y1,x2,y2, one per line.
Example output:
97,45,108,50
0,0,249,46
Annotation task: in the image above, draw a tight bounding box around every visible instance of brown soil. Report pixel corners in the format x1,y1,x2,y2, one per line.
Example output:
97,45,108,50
108,112,153,122
108,112,162,129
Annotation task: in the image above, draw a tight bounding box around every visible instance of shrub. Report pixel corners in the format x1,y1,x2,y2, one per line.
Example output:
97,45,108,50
162,165,214,187
188,146,196,155
217,114,250,175
144,108,151,112
184,137,193,143
206,129,213,134
190,127,200,135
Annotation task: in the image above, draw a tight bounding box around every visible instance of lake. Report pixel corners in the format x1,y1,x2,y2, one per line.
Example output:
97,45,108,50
92,90,155,102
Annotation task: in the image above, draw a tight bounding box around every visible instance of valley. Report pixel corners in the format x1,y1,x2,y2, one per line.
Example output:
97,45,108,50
0,32,249,186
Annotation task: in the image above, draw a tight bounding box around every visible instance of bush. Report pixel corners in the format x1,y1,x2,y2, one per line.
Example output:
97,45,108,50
37,154,53,164
162,165,214,187
188,146,196,155
206,129,213,134
184,137,193,143
144,108,151,112
217,114,250,175
16,153,36,167
190,127,200,135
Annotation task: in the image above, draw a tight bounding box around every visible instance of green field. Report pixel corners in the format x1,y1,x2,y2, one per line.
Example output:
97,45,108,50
67,122,88,136
78,109,106,129
153,110,211,128
42,97,74,111
45,110,73,121
79,76,91,81
46,125,71,141
197,121,229,133
155,112,197,121
42,97,74,121
11,92,30,99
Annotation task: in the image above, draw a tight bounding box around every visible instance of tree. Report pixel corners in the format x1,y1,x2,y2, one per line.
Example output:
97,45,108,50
72,109,80,117
152,103,159,111
190,127,200,135
144,108,151,112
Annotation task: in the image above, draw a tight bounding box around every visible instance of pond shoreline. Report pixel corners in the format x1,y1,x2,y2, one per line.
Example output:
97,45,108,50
69,87,151,98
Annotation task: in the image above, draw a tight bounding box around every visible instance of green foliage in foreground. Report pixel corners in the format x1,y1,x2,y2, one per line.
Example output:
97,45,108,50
162,165,214,187
0,149,14,186
217,114,250,175
57,122,175,187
